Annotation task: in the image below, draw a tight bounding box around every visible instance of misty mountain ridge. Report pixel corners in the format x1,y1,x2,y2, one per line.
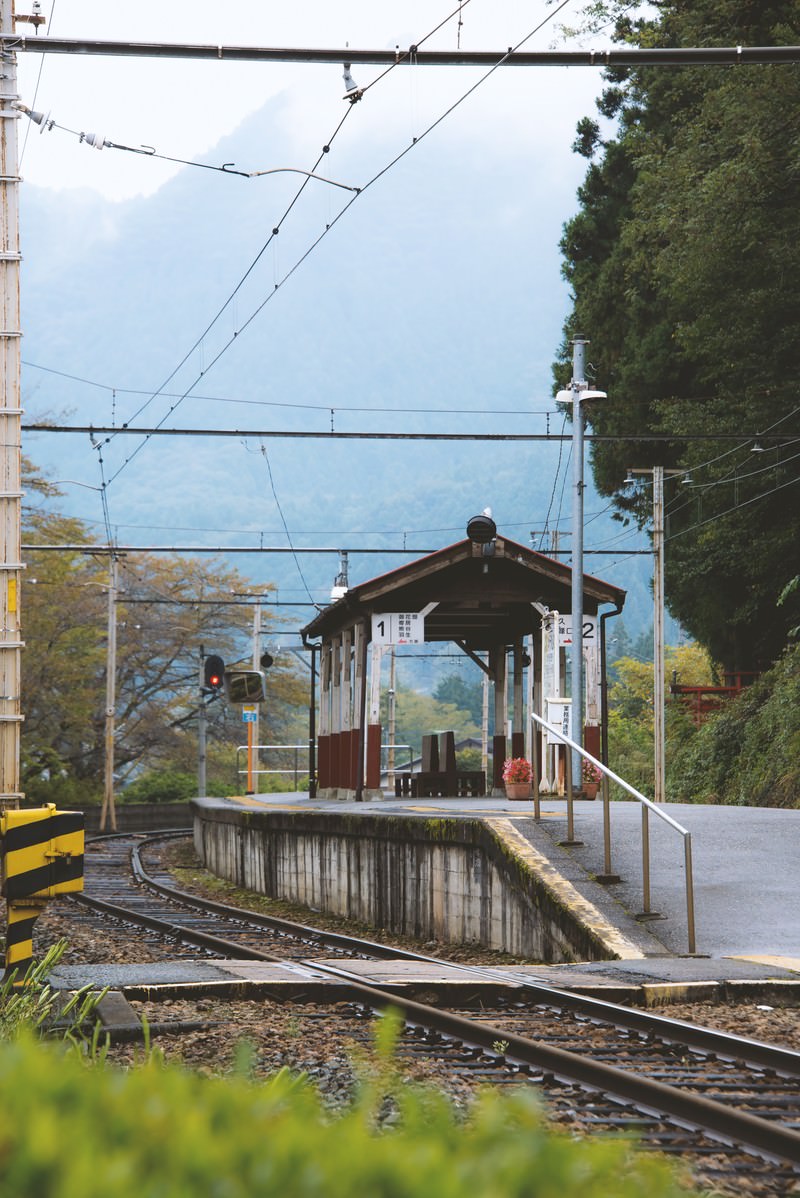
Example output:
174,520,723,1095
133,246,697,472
21,89,658,636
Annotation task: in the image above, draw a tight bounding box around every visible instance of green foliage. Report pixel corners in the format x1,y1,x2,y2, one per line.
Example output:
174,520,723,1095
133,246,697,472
556,0,800,671
0,940,106,1044
608,643,716,797
668,642,800,807
0,1025,696,1198
20,459,308,793
433,674,486,727
382,683,481,759
119,770,198,804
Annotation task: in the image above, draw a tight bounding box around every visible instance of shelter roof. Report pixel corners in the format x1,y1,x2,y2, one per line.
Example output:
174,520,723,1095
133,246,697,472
301,535,626,649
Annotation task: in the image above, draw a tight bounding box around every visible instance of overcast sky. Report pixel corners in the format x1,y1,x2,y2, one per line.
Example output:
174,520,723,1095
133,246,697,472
16,0,610,200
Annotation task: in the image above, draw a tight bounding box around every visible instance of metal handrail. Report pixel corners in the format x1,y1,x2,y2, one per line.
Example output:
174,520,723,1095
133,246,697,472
530,711,696,954
236,743,309,792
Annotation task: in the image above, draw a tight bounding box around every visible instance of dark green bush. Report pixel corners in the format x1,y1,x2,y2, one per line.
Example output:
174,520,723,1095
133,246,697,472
119,770,198,804
0,1030,696,1197
668,643,800,807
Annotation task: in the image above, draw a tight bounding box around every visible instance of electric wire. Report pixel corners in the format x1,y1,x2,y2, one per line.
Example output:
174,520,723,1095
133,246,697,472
96,0,575,494
259,442,319,608
22,359,552,416
100,0,476,448
535,408,568,550
19,0,56,166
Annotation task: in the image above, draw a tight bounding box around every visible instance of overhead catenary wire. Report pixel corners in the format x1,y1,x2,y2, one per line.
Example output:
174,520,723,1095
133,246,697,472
23,422,798,443
84,0,575,499
94,1,477,471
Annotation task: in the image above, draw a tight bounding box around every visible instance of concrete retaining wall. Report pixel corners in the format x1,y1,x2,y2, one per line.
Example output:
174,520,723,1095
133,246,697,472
192,802,618,963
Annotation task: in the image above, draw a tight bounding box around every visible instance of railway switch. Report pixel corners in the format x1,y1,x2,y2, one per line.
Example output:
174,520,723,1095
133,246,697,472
0,804,84,980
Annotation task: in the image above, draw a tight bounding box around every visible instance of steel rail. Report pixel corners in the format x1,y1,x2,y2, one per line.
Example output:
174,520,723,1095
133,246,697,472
72,832,800,1165
128,836,432,963
308,963,800,1166
130,833,800,1078
75,869,800,1166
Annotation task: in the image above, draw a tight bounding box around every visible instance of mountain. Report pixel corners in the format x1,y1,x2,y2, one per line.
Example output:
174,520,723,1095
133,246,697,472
20,89,657,636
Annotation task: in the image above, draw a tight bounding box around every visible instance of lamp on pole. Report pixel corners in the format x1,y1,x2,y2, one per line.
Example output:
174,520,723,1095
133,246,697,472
557,336,606,787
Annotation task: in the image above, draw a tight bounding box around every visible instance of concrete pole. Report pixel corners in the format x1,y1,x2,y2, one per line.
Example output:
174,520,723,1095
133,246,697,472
0,2,23,808
99,556,118,830
252,600,262,794
570,335,588,788
653,466,666,803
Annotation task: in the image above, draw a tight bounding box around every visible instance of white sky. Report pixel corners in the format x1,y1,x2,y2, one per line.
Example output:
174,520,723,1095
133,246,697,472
15,0,610,200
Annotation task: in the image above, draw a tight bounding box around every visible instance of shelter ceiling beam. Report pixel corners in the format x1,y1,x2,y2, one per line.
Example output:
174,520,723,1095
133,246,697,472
454,640,494,680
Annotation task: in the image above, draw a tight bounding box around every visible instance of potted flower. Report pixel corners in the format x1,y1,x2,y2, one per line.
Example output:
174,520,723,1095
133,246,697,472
502,757,533,801
581,759,602,799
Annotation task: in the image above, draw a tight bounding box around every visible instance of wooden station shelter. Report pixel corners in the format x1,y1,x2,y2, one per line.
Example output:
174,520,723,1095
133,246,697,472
301,524,625,801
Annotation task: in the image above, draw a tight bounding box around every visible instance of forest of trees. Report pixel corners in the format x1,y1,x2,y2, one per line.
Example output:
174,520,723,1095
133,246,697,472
554,0,800,673
22,461,307,804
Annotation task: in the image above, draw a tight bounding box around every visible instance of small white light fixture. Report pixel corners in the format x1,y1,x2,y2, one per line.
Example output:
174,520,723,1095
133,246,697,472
623,469,635,486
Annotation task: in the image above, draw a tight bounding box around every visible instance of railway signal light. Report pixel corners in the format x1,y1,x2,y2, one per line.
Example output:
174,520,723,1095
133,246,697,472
203,654,225,695
260,651,274,670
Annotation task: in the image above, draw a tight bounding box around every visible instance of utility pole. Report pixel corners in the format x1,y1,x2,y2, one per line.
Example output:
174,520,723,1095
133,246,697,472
560,336,607,788
197,645,206,798
251,600,262,794
626,466,685,802
0,1,22,810
653,466,665,805
569,336,588,787
99,556,118,830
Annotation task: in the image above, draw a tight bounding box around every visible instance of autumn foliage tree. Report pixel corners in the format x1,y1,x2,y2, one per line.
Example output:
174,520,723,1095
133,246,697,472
21,461,307,802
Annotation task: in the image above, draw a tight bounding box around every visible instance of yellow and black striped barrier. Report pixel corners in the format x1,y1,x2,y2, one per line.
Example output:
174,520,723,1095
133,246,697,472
1,804,84,980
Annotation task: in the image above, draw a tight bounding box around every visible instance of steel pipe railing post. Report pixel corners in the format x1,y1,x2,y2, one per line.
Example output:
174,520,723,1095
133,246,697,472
602,773,612,876
531,724,541,820
684,833,696,954
564,750,574,842
529,710,698,953
642,804,651,915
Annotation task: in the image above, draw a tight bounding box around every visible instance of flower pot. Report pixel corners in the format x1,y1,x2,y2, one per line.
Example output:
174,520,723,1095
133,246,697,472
582,782,598,800
505,782,532,801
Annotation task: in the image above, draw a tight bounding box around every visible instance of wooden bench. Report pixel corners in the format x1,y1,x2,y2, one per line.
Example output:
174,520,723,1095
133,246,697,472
394,732,486,798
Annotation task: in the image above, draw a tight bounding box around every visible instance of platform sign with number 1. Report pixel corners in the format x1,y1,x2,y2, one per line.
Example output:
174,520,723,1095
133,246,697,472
371,612,425,645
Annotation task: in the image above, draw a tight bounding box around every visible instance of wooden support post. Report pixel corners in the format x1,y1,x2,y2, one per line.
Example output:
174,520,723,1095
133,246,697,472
340,627,353,794
366,643,383,792
491,646,508,793
511,637,525,759
318,641,332,792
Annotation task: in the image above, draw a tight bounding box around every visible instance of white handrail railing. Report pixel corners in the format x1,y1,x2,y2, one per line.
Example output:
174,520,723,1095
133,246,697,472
530,711,696,954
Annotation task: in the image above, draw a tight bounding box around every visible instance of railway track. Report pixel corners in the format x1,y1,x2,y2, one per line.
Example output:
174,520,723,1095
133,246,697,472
61,831,800,1197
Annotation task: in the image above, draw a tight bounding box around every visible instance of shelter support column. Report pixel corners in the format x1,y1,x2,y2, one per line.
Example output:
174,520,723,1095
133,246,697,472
511,637,525,759
330,635,342,795
365,642,383,795
317,641,332,795
348,622,366,801
491,646,508,794
338,628,353,797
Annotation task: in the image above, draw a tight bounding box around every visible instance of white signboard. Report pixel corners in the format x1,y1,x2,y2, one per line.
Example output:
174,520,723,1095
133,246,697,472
558,614,597,647
371,612,425,645
545,699,572,745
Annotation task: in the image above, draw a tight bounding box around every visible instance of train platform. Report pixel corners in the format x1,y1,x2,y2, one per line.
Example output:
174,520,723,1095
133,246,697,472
193,791,800,986
48,792,800,1006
